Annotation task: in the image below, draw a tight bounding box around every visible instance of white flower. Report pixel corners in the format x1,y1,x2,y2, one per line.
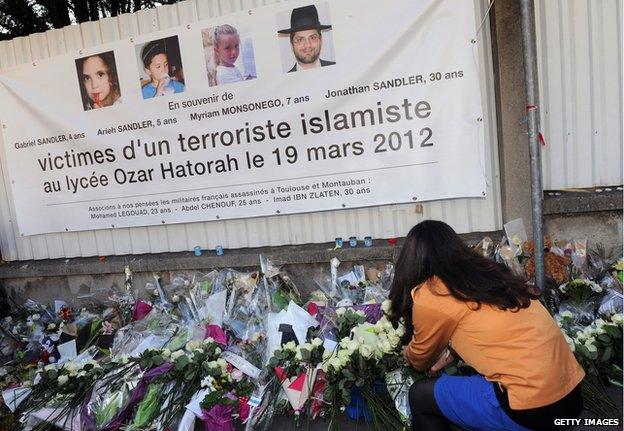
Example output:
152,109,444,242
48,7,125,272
611,314,623,325
250,332,260,343
186,340,202,352
57,375,69,386
171,350,185,360
585,342,597,353
47,323,56,331
311,338,323,347
171,294,180,303
204,337,215,345
359,345,374,358
201,376,214,388
329,357,342,370
590,281,602,293
215,347,222,355
336,307,346,317
295,350,303,361
216,358,227,369
119,355,130,364
162,349,172,358
44,364,57,372
284,341,297,352
31,313,41,321
381,300,392,314
207,361,218,369
559,310,573,319
77,370,86,378
355,310,366,317
322,350,332,361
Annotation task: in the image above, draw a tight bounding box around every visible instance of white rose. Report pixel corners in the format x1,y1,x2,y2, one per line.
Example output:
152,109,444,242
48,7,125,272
204,337,215,345
31,313,41,321
162,349,172,358
329,357,342,370
611,314,623,325
360,345,374,358
381,300,392,314
77,370,86,378
590,282,602,293
322,351,332,361
217,358,227,368
57,375,69,386
250,332,260,342
186,340,202,352
47,323,56,331
207,361,218,369
284,341,297,351
559,310,573,319
215,347,222,355
336,307,346,317
295,350,303,361
311,338,323,347
355,310,366,317
171,350,185,360
302,342,313,351
44,364,57,372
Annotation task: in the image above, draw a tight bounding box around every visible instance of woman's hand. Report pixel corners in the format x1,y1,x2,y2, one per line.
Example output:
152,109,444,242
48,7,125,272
429,348,454,374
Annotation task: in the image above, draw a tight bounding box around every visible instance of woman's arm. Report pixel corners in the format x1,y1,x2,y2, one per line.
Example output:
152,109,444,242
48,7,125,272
405,304,457,371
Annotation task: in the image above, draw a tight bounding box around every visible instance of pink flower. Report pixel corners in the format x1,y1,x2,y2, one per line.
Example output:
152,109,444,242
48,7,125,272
102,321,113,335
231,369,244,381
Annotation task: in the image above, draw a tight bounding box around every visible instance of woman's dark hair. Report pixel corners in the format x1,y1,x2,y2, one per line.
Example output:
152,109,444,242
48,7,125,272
389,220,538,343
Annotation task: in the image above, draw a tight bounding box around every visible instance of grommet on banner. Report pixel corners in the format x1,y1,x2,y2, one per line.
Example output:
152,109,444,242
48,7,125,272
349,237,357,248
477,117,483,122
364,236,373,247
111,224,115,228
161,220,165,224
216,215,220,219
276,210,281,214
412,197,418,201
194,246,202,256
215,245,224,256
334,237,343,249
341,204,346,208
186,24,191,29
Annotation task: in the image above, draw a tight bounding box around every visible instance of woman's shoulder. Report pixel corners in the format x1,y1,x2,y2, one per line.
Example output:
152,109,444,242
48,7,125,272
411,276,464,310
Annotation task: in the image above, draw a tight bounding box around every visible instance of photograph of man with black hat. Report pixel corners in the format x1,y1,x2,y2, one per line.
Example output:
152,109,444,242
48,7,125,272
277,4,336,73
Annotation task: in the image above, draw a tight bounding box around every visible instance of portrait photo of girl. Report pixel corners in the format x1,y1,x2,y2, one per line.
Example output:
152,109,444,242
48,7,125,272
75,51,122,111
136,36,185,99
201,23,257,87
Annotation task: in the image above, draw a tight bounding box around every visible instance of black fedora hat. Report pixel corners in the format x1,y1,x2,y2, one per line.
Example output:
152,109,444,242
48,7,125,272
278,5,332,34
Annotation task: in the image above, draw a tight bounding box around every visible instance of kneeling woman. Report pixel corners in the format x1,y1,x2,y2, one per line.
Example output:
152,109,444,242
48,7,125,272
389,220,584,431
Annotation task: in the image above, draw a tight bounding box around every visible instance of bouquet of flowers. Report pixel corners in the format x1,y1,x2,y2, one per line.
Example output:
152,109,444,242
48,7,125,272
321,301,407,431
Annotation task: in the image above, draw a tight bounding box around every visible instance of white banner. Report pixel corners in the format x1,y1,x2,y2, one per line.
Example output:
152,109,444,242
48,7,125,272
0,0,486,236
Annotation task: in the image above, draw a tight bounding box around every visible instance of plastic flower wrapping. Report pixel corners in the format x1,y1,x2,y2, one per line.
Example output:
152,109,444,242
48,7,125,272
0,237,622,430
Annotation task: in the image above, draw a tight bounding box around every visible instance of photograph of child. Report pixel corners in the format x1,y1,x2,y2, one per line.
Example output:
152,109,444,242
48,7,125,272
75,51,122,110
136,36,185,99
277,3,336,73
201,23,257,87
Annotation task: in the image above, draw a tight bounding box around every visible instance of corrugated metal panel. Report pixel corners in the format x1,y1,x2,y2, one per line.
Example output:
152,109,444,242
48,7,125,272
536,0,623,190
0,0,502,261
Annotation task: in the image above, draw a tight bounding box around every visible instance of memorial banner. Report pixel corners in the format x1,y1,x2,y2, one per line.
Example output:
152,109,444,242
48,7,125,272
0,0,486,235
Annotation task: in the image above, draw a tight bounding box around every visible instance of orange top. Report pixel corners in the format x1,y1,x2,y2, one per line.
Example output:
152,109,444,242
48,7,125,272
405,276,585,410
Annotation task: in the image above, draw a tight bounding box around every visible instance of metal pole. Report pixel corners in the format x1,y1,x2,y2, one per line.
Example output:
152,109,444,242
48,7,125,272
519,0,546,296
